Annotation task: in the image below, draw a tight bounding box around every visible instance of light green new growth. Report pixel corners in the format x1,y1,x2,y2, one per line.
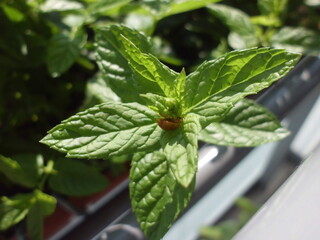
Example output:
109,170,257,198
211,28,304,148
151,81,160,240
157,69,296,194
40,24,300,240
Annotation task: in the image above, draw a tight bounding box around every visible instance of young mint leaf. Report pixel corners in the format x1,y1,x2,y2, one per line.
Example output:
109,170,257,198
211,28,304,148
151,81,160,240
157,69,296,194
130,151,195,240
13,154,44,184
141,93,181,118
49,158,109,196
199,99,290,146
161,114,201,187
258,0,288,17
95,25,161,102
207,4,259,49
47,29,87,77
117,34,179,98
40,102,162,159
0,192,35,231
33,190,56,217
271,27,320,56
0,155,37,188
185,48,301,126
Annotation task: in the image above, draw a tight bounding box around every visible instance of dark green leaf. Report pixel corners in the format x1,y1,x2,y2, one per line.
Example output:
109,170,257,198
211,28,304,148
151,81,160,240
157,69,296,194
13,154,44,184
185,48,301,126
161,114,201,187
47,29,87,77
40,102,162,159
271,27,320,56
0,155,37,188
130,151,195,240
49,158,109,196
199,99,290,146
0,193,35,231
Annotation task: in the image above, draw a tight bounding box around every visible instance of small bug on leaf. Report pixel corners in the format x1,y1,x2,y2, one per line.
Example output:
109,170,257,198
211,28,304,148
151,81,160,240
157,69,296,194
157,117,182,131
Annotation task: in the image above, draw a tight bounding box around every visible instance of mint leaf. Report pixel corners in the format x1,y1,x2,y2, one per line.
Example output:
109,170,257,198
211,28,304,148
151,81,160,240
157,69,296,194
47,29,86,77
0,155,37,188
0,193,35,231
207,4,259,49
96,25,160,102
33,190,56,217
271,27,320,56
88,0,132,16
161,114,201,187
117,34,179,98
199,99,290,146
130,151,195,240
40,102,162,159
13,154,44,184
49,158,109,196
185,48,301,126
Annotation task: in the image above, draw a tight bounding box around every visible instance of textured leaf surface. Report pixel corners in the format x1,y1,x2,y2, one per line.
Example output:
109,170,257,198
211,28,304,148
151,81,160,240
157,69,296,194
47,30,86,77
271,27,320,56
96,25,160,102
199,99,290,146
161,114,201,187
117,34,178,98
207,4,259,49
130,151,195,240
186,48,301,126
0,155,37,188
49,158,109,196
41,102,162,159
0,193,35,231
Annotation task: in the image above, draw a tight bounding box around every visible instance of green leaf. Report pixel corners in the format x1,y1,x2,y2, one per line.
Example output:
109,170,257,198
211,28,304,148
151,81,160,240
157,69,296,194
33,190,56,217
185,48,301,126
141,93,181,118
161,114,201,187
1,4,25,22
0,155,37,188
0,192,35,231
95,25,160,102
130,151,195,240
40,102,162,159
47,29,87,77
26,191,56,240
27,203,43,240
258,0,288,17
271,27,320,56
40,0,84,12
117,34,179,98
199,99,290,146
13,154,44,184
49,158,109,196
207,4,259,49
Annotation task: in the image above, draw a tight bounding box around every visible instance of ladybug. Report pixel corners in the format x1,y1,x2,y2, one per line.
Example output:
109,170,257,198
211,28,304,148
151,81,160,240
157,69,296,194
157,117,182,131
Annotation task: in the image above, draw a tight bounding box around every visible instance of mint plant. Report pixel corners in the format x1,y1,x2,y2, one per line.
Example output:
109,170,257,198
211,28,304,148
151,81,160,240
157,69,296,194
207,0,320,55
40,24,300,239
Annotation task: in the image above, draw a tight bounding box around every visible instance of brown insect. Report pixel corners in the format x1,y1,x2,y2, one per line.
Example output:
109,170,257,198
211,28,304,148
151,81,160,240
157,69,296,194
157,117,182,131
